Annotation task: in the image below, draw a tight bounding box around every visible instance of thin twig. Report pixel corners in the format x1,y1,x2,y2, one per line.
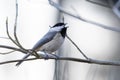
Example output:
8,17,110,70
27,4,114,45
48,0,120,33
0,58,37,65
14,0,25,50
5,0,25,50
6,18,18,46
66,34,89,60
0,50,15,55
0,37,9,39
0,45,27,53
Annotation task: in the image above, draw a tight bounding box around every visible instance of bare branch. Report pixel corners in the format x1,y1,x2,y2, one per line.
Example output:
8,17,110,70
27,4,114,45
0,45,27,53
14,0,25,50
0,56,120,66
66,34,89,60
0,0,120,67
0,58,37,65
0,51,15,55
48,0,120,33
6,18,18,46
5,0,25,50
0,37,9,39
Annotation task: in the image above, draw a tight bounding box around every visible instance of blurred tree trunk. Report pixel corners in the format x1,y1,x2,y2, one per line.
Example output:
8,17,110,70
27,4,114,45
54,0,120,80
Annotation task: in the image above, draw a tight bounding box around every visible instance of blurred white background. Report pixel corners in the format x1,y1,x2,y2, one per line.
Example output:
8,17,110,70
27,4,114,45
0,0,120,80
0,0,58,80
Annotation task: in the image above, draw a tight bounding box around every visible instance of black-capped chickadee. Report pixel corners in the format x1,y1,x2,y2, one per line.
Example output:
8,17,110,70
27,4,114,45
16,22,68,66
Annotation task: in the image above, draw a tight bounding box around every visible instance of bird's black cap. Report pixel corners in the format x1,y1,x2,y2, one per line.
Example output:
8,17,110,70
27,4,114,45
53,23,66,27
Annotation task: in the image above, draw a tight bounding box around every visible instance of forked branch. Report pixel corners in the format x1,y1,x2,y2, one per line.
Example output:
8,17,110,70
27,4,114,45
0,0,120,67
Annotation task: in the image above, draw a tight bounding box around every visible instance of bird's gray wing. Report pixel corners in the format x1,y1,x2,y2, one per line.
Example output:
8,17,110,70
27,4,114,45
16,31,57,66
32,31,57,50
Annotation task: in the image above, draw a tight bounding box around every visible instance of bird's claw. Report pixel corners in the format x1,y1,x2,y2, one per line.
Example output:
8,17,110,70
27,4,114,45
44,53,59,60
44,53,49,60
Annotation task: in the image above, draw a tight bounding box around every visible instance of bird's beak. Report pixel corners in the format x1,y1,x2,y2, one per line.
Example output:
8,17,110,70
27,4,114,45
64,23,69,28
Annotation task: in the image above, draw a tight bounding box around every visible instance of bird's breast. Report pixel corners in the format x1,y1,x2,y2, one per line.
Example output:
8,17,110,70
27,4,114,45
39,33,65,53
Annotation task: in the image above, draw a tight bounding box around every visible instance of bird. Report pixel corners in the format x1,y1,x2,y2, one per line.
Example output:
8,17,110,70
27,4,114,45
16,22,68,66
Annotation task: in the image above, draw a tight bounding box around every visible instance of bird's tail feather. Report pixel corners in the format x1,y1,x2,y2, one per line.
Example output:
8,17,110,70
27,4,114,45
16,53,31,66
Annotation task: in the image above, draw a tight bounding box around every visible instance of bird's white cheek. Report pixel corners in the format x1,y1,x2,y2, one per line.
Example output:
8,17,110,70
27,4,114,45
50,26,64,32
